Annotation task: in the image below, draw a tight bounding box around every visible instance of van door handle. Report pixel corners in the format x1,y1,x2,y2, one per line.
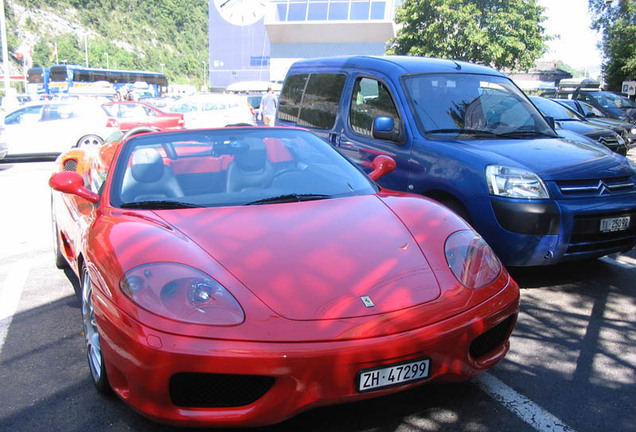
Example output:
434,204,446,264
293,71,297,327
338,139,357,149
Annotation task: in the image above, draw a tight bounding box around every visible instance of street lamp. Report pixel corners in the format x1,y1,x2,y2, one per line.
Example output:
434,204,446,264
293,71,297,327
103,52,109,69
202,60,207,91
160,63,164,74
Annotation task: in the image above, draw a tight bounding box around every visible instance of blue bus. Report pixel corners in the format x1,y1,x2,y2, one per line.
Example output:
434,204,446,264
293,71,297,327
27,65,168,98
25,66,50,97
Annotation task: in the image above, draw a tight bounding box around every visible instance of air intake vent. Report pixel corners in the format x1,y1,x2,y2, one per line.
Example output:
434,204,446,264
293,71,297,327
63,159,78,172
469,316,515,359
169,373,275,408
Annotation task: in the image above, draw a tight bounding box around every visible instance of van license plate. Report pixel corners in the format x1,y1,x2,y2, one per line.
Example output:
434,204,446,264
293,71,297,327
358,358,430,393
600,216,630,233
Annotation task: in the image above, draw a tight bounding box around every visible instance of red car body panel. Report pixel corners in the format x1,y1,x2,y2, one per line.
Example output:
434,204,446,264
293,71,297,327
102,101,184,131
50,127,520,427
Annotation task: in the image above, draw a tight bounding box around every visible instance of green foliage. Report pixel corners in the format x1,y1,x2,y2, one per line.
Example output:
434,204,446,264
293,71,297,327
387,0,549,71
8,0,208,85
589,0,636,91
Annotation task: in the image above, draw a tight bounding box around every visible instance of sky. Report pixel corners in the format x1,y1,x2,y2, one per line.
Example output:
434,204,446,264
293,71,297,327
537,0,604,75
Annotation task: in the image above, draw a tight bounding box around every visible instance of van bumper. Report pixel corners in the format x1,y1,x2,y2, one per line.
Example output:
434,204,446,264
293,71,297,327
468,195,636,266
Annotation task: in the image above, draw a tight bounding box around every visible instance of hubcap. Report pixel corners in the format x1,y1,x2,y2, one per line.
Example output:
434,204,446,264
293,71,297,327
81,267,102,382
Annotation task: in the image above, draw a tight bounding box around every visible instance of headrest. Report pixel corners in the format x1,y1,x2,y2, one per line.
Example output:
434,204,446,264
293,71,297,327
233,138,267,172
131,148,164,183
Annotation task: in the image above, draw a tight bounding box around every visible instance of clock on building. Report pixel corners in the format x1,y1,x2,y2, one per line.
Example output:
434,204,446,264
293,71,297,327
214,0,269,26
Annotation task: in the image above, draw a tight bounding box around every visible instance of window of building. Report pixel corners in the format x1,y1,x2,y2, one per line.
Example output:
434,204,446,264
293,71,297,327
307,1,329,20
271,0,388,22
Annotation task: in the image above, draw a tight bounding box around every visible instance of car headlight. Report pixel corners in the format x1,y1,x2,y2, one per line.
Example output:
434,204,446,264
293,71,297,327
120,263,244,325
445,230,502,289
486,165,549,199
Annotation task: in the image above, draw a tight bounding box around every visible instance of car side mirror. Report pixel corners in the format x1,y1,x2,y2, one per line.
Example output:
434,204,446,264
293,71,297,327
49,171,100,204
544,115,556,130
368,155,396,181
372,116,402,143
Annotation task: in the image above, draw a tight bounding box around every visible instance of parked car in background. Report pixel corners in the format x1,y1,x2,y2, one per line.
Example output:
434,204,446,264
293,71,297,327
0,126,7,160
49,126,520,427
277,55,636,267
530,96,628,155
545,88,636,123
1,100,120,159
243,93,264,125
167,93,256,128
554,98,636,144
102,101,184,132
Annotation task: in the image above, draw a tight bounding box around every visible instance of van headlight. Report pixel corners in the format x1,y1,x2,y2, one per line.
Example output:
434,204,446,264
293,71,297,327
486,165,549,199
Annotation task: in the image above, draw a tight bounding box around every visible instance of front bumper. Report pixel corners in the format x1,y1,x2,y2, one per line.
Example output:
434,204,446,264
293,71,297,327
93,280,519,428
469,194,636,266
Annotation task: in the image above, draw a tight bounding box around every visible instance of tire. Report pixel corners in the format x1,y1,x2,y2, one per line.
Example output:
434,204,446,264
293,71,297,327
438,197,473,225
81,264,110,394
76,134,104,148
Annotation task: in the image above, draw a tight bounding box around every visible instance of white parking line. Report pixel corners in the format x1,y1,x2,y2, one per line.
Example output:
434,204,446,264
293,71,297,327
599,255,636,269
0,262,30,353
475,373,576,432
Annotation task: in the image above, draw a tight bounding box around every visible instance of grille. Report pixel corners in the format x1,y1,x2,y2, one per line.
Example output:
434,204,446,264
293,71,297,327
63,158,78,172
169,373,275,408
556,176,635,197
598,135,619,147
566,211,636,254
469,316,515,359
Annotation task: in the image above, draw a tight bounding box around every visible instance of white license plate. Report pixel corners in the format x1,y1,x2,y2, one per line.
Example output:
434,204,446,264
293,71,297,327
600,216,630,233
358,358,431,393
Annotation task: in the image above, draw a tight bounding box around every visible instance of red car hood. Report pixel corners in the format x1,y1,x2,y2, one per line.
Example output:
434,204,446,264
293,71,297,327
158,195,441,321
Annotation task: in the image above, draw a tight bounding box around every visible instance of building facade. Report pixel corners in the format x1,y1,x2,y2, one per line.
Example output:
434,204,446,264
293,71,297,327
209,0,397,89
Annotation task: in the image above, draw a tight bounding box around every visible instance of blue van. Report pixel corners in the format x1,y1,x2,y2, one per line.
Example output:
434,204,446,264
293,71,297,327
276,56,636,266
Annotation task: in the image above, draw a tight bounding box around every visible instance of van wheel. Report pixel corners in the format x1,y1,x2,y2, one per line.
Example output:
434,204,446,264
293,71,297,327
437,197,472,225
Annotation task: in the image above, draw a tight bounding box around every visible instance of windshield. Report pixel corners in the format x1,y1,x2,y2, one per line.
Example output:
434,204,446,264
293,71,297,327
110,128,377,209
402,73,556,139
588,91,636,109
530,97,582,121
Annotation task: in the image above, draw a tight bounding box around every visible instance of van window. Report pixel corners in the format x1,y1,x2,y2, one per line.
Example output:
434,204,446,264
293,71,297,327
278,73,346,129
403,74,552,138
350,77,401,137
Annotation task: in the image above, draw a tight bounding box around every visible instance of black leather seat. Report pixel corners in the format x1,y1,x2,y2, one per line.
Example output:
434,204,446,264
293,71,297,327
120,148,183,202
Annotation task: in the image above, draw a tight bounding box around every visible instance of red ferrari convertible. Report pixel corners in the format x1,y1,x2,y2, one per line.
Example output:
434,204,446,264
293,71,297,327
49,127,519,427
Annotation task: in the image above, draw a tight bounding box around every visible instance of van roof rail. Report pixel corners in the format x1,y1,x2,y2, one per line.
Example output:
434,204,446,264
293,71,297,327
557,78,601,90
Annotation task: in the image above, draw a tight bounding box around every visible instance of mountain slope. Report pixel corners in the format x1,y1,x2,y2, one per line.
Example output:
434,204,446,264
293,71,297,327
5,0,208,84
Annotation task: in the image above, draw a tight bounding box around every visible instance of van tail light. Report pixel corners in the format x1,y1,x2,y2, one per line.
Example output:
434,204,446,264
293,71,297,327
178,115,185,127
106,117,120,128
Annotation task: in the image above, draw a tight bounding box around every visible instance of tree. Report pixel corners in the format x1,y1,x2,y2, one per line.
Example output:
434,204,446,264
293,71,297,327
589,0,636,92
387,0,549,71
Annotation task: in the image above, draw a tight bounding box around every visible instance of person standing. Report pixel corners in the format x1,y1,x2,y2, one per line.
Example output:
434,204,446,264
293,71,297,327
259,87,278,126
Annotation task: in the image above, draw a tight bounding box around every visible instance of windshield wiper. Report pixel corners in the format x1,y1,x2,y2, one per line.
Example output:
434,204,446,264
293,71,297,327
498,130,555,138
120,200,202,209
246,193,331,205
426,128,501,137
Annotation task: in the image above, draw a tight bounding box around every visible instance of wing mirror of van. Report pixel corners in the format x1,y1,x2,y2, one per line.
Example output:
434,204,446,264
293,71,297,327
372,116,402,143
544,115,556,130
368,155,396,181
